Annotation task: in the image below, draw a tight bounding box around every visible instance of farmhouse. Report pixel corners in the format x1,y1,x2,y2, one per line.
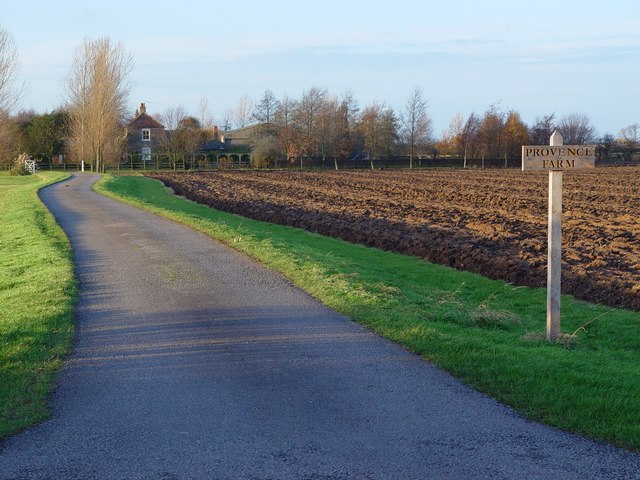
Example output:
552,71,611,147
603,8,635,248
126,103,165,161
125,102,261,161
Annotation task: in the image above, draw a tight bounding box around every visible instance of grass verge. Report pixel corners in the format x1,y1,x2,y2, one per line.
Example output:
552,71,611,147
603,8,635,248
95,174,640,450
0,172,76,438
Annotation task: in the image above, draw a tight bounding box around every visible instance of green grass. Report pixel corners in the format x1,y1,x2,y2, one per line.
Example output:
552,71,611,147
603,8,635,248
96,174,640,450
0,171,76,438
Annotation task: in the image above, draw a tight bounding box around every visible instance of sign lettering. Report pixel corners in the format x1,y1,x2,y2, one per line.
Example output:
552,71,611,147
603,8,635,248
522,145,596,171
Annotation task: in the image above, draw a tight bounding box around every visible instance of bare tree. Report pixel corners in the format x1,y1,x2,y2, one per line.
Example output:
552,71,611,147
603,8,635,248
478,105,505,167
502,110,529,166
233,94,254,129
401,87,432,169
274,94,296,129
65,37,133,172
438,113,465,158
618,123,639,161
336,90,360,164
252,89,280,126
530,113,556,145
160,105,188,131
557,113,596,144
220,108,233,132
274,94,298,164
158,105,201,170
0,27,23,166
317,95,339,167
359,101,384,166
0,26,23,119
619,123,639,146
198,97,214,131
293,87,327,167
598,133,615,162
194,97,214,149
460,113,480,168
379,106,399,165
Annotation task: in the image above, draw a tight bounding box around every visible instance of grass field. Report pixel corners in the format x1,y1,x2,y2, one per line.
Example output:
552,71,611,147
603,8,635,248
95,174,640,451
0,172,76,438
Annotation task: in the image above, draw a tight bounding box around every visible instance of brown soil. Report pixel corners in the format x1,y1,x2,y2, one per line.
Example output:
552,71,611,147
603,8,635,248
147,168,640,311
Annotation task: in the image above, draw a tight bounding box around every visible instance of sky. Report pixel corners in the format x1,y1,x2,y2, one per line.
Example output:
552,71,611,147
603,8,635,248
3,0,639,136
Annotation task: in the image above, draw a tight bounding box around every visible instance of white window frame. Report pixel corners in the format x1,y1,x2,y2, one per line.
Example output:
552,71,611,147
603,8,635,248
141,147,151,161
142,128,151,141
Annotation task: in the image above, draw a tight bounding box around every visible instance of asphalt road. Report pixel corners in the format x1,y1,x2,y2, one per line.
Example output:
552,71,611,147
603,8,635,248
1,173,639,479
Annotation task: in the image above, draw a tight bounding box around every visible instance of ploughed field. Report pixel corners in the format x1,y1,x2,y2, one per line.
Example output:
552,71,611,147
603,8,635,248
147,168,640,311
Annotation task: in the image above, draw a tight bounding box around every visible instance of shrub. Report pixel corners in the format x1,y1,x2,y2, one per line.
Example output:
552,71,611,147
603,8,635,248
250,137,280,169
11,153,33,176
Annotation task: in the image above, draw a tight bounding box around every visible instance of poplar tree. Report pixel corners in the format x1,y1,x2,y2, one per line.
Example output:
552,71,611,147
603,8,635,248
65,37,133,172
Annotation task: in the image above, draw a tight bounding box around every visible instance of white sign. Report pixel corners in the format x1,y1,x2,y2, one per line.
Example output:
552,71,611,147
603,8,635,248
522,145,596,171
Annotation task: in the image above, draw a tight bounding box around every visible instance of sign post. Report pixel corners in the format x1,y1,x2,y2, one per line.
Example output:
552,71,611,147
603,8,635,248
547,132,563,341
522,132,596,341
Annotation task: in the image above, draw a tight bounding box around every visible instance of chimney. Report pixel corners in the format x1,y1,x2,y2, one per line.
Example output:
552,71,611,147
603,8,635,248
140,102,146,114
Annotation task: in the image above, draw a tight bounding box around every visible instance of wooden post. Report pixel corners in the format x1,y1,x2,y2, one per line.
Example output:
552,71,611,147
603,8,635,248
547,130,563,341
522,133,596,341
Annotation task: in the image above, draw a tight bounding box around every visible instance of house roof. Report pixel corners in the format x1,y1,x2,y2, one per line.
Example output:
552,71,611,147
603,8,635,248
198,140,226,153
128,112,164,130
223,124,261,138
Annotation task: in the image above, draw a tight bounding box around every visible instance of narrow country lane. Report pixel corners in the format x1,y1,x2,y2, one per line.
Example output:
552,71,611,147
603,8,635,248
1,173,638,479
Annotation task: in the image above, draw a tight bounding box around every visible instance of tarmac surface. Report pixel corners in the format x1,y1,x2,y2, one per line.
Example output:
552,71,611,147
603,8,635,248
1,173,639,479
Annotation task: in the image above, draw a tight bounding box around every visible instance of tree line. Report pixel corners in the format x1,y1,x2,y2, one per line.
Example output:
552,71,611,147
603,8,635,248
124,88,640,170
0,28,639,171
121,88,640,170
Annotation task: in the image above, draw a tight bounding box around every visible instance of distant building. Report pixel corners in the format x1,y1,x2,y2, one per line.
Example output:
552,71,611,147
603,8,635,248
220,124,264,147
126,103,165,161
198,124,262,158
125,103,263,164
198,125,226,154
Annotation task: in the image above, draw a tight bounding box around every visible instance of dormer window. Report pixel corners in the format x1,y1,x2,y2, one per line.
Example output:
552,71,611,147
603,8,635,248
142,129,151,141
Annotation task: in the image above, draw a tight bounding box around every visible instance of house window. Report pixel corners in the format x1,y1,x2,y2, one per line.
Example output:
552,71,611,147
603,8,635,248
142,129,151,141
142,147,151,161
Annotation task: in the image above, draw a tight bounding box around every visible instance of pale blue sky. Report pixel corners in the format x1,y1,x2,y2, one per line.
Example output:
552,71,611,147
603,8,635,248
3,0,639,136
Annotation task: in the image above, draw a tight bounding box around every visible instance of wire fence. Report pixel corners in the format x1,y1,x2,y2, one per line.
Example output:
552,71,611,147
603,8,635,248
108,155,526,172
8,152,639,174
